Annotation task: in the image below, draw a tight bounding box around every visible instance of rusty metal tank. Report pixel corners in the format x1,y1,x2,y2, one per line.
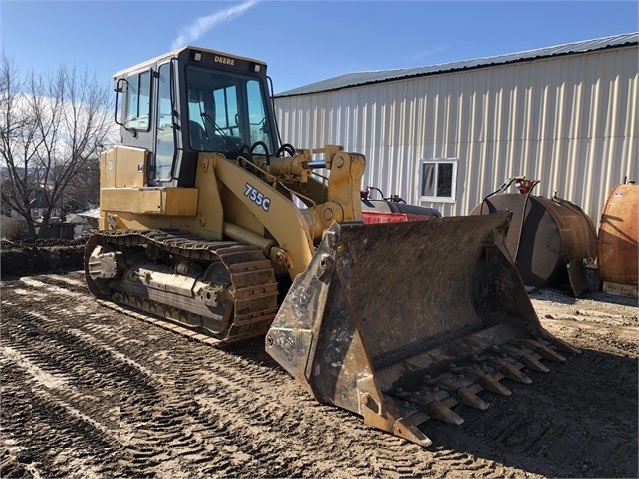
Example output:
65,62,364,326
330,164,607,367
470,185,598,291
598,183,638,297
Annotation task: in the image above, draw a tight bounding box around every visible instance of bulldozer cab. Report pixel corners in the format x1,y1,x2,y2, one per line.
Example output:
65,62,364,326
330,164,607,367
113,46,278,188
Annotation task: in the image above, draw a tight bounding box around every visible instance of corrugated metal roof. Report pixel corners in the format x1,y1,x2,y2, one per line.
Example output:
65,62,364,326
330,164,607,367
276,32,638,97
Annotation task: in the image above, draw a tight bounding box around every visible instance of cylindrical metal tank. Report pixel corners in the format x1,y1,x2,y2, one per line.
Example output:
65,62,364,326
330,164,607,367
598,183,638,296
361,198,441,219
470,194,598,288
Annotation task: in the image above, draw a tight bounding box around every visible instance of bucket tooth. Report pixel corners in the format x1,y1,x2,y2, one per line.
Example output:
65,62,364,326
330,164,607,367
429,372,490,410
457,387,490,410
429,400,464,425
393,414,433,448
523,339,567,362
520,353,550,372
494,359,532,384
481,374,512,396
359,391,434,447
461,358,514,395
505,364,532,384
487,350,533,384
546,336,582,355
500,343,550,373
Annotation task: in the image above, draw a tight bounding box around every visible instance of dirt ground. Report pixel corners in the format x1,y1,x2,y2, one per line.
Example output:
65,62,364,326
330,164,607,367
1,270,637,478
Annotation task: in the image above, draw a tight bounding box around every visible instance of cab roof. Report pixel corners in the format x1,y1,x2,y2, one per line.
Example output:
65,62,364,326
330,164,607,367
112,46,267,79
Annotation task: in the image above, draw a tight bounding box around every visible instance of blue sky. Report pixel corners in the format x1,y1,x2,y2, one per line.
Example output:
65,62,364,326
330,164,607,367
1,1,638,94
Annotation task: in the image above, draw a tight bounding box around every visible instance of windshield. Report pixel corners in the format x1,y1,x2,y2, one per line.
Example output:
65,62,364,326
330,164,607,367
185,64,275,156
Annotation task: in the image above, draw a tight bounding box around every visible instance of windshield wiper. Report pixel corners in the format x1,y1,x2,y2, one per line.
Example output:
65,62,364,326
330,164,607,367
200,112,241,156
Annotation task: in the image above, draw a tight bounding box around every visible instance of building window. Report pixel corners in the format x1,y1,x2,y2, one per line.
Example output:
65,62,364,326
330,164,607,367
417,158,458,203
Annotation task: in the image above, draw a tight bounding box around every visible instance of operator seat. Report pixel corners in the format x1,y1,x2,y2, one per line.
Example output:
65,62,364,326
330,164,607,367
189,120,207,150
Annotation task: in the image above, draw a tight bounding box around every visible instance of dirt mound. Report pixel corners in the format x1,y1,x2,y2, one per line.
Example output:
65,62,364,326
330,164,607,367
1,239,86,278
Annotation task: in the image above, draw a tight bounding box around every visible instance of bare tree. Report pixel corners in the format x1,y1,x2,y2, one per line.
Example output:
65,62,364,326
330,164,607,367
61,155,101,215
0,53,115,237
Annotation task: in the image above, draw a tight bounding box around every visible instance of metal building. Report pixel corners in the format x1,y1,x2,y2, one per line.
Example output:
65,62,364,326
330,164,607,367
273,33,638,222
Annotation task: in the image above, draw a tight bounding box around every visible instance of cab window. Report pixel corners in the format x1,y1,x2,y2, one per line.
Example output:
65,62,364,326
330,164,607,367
185,64,274,155
155,63,175,180
124,70,151,130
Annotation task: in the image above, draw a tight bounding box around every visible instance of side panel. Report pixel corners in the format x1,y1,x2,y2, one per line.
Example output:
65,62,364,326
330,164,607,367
101,188,198,215
98,151,224,239
104,146,147,188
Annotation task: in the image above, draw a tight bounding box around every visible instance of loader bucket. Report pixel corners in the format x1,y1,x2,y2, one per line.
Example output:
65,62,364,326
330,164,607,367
265,212,579,447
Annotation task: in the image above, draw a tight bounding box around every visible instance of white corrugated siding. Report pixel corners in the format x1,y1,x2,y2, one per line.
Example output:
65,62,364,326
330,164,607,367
274,46,638,222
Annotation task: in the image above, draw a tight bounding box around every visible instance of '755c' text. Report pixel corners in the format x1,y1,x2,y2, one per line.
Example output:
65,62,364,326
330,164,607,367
244,183,271,212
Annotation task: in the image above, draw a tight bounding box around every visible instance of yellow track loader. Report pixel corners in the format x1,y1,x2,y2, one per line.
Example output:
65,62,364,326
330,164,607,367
86,46,578,446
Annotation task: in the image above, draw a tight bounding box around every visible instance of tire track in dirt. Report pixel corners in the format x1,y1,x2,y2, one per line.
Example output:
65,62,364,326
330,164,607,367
2,275,365,477
1,359,122,478
40,274,440,477
83,322,376,477
1,307,163,402
2,277,169,476
132,332,508,478
0,273,451,477
1,272,637,478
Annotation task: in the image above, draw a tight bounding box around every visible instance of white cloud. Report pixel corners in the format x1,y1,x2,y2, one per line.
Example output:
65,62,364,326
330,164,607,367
407,45,449,62
172,0,260,50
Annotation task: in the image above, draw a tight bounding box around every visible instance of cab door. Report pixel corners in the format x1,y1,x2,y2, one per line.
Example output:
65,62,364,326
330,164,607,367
153,62,179,185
